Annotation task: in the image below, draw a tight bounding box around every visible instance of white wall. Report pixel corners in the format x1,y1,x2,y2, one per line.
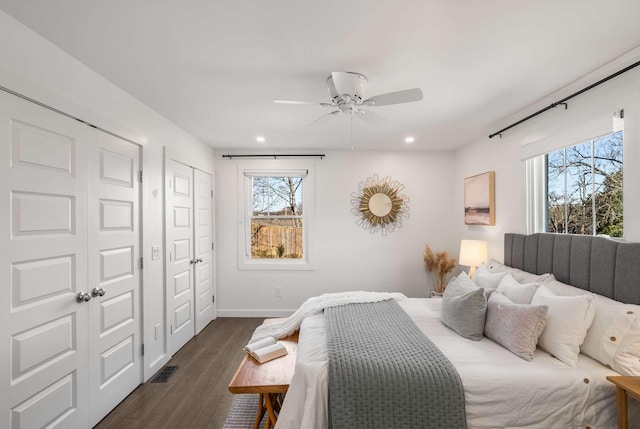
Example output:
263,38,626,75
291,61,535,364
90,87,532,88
0,11,215,380
3,5,639,382
453,136,526,261
454,52,640,260
215,150,457,316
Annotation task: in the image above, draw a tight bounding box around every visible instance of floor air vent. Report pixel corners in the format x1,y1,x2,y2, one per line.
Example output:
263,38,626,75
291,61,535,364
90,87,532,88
151,365,178,383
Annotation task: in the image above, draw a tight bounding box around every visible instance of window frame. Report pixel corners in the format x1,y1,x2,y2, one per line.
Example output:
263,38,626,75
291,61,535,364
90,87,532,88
525,125,624,237
237,161,315,271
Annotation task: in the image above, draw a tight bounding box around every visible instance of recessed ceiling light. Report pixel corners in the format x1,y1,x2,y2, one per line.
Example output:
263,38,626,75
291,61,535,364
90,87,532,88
256,136,266,143
404,136,415,144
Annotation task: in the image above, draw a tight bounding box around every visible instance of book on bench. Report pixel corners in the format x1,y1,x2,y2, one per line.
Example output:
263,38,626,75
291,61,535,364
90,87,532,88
244,336,288,364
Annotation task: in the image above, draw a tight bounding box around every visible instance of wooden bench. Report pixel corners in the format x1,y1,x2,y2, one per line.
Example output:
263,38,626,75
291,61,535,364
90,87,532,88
607,376,640,429
228,320,298,429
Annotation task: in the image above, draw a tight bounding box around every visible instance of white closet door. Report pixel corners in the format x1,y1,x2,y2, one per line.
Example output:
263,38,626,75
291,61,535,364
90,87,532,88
87,129,142,425
194,169,215,333
166,160,196,355
0,92,90,428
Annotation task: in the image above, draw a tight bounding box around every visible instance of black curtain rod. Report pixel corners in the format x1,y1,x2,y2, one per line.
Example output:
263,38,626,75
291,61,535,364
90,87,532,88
489,59,640,139
222,154,325,159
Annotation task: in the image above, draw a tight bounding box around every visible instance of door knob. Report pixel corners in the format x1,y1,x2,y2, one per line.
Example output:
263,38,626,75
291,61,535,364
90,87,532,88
196,258,203,263
91,287,106,297
190,259,196,264
76,292,91,303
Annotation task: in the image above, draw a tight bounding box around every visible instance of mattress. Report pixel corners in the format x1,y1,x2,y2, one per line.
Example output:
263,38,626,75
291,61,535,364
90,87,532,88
275,298,640,429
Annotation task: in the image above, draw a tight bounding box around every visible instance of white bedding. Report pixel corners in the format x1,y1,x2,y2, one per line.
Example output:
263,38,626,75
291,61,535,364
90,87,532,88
276,298,640,429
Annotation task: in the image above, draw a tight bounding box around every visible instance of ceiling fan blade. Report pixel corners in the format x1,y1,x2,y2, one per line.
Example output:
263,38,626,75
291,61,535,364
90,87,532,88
309,110,341,127
274,99,334,107
356,109,387,125
363,88,423,106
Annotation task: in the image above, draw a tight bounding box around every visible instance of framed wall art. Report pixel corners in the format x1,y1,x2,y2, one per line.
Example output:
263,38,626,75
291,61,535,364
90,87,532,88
464,171,495,226
351,174,409,235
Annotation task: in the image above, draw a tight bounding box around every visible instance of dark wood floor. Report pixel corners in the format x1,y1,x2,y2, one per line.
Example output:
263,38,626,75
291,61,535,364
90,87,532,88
94,317,263,429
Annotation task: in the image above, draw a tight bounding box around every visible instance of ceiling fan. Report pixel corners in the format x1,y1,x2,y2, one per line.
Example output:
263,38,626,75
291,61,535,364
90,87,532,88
274,71,423,125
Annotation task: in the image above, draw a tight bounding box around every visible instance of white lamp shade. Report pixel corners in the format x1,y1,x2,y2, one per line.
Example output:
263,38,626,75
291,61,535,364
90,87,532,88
459,239,488,268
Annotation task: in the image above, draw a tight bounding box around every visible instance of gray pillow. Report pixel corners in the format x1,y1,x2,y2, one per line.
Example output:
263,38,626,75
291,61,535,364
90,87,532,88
484,292,549,361
441,276,487,341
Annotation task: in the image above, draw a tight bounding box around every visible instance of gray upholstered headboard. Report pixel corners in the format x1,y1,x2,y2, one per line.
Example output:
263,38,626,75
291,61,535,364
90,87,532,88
504,233,640,305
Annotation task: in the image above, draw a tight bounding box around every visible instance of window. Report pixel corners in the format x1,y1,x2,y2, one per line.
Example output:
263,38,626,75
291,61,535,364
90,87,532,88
250,175,304,259
545,130,623,236
238,164,314,270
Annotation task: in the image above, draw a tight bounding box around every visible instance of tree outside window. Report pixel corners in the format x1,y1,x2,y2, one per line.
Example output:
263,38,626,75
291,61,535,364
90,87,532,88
250,176,304,259
546,130,623,237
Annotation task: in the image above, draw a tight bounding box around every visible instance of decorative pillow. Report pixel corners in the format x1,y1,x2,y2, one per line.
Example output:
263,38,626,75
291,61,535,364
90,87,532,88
581,296,640,375
484,292,548,361
531,285,596,366
541,275,593,297
441,275,486,341
449,271,476,289
488,259,551,284
614,317,640,376
450,270,497,298
496,274,539,304
474,263,507,289
515,271,552,285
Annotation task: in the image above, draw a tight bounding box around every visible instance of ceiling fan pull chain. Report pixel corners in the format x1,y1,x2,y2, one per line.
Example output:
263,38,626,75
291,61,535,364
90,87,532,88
350,113,354,151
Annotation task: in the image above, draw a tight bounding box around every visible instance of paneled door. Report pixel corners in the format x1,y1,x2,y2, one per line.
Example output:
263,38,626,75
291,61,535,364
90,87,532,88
0,90,142,429
166,160,214,356
166,160,196,355
194,169,215,333
0,91,90,429
87,128,142,425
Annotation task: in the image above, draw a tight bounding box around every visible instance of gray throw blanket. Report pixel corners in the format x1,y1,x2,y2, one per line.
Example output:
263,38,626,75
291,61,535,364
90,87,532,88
326,300,467,429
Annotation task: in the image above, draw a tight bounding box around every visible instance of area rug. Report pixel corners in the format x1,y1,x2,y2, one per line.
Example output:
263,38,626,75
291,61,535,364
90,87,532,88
223,394,266,428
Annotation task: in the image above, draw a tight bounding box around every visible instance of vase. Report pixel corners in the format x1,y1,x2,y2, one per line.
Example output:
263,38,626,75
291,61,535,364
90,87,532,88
435,273,448,294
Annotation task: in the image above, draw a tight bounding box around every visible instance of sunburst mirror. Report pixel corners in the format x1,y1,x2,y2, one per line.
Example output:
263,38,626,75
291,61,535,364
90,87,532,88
351,174,410,235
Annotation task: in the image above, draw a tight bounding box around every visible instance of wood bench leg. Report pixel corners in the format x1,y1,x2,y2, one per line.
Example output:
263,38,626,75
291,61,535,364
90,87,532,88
273,393,284,413
264,393,279,428
614,387,628,429
253,393,266,429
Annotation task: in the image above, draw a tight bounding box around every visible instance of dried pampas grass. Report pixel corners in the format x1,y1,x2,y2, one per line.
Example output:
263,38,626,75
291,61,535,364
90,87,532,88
424,244,456,294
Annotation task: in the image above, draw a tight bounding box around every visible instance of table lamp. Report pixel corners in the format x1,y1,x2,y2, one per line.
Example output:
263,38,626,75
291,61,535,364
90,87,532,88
459,239,488,278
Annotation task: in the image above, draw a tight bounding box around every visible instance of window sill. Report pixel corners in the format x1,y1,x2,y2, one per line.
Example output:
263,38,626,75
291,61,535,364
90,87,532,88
238,259,315,271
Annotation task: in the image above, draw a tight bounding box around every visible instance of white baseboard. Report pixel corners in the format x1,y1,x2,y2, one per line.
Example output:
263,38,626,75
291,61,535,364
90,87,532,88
217,309,295,318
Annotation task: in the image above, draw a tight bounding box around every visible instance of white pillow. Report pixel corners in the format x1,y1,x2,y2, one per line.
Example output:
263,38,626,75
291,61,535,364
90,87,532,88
474,263,507,289
450,271,476,289
542,275,592,297
581,296,637,365
614,317,640,375
580,295,640,375
488,259,551,284
496,274,539,304
531,285,596,367
516,271,552,285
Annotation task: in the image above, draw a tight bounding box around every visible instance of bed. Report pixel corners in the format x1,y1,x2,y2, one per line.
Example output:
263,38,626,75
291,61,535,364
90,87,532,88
269,233,640,428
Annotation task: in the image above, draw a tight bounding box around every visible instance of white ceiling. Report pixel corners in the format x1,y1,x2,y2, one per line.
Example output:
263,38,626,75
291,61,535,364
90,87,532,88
1,0,639,151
